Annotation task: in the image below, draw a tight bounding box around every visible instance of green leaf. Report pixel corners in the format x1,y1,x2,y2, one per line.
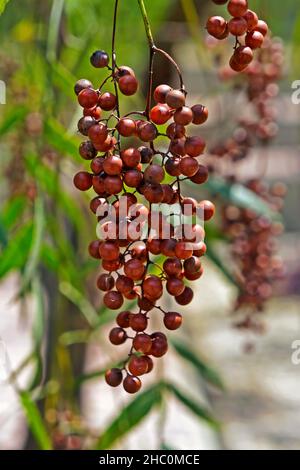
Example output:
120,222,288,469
206,242,237,286
0,0,10,15
95,383,162,450
0,223,33,278
0,106,27,136
203,177,281,221
165,383,219,429
19,197,45,294
44,118,80,160
25,154,82,230
19,391,52,450
171,339,224,391
59,329,91,346
59,281,100,327
1,196,27,229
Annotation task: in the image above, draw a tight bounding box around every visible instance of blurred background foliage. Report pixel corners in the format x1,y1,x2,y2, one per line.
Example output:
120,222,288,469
0,0,298,450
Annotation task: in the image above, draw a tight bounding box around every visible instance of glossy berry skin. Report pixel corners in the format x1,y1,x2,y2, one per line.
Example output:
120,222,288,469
234,46,254,65
116,118,136,137
99,92,117,111
73,171,92,191
174,107,193,126
150,104,171,125
79,141,97,160
164,312,182,330
138,122,158,142
130,313,148,332
124,259,145,281
104,291,124,310
192,105,208,125
109,327,127,345
255,20,268,37
78,88,98,108
206,16,227,39
128,356,149,376
185,136,206,157
118,75,138,96
190,165,209,184
166,89,186,109
179,156,199,177
105,368,122,387
228,17,248,36
97,273,115,291
150,336,168,357
199,200,216,221
90,50,109,68
133,334,152,353
227,0,248,18
103,155,123,175
74,79,92,95
243,10,258,31
154,84,172,103
88,240,102,259
144,164,165,184
245,31,264,49
123,375,141,394
175,286,194,306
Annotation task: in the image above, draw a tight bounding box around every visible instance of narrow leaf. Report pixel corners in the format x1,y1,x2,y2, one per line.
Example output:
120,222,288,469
44,118,80,160
0,223,33,278
19,391,52,450
0,106,27,136
95,383,162,450
172,339,224,391
166,382,219,429
201,177,281,221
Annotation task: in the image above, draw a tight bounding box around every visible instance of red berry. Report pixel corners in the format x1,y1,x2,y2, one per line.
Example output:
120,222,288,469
206,16,227,39
245,30,264,49
105,368,122,387
199,200,215,221
104,291,124,310
185,136,206,157
130,313,148,332
109,327,127,345
90,50,109,68
73,171,92,191
99,92,117,111
97,273,115,291
243,9,258,31
164,312,182,330
123,375,141,393
133,333,152,353
116,118,136,137
191,105,208,125
128,356,149,376
78,88,98,108
255,20,268,37
150,104,172,125
227,0,248,18
118,75,138,96
166,89,186,109
175,286,194,305
228,17,248,36
153,84,172,103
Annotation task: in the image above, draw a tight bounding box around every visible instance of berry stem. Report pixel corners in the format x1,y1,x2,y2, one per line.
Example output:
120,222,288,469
112,0,121,149
137,0,155,48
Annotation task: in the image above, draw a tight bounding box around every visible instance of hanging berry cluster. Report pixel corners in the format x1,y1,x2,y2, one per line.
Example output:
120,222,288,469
73,0,215,394
222,180,285,334
211,37,284,161
207,0,269,72
209,37,285,332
